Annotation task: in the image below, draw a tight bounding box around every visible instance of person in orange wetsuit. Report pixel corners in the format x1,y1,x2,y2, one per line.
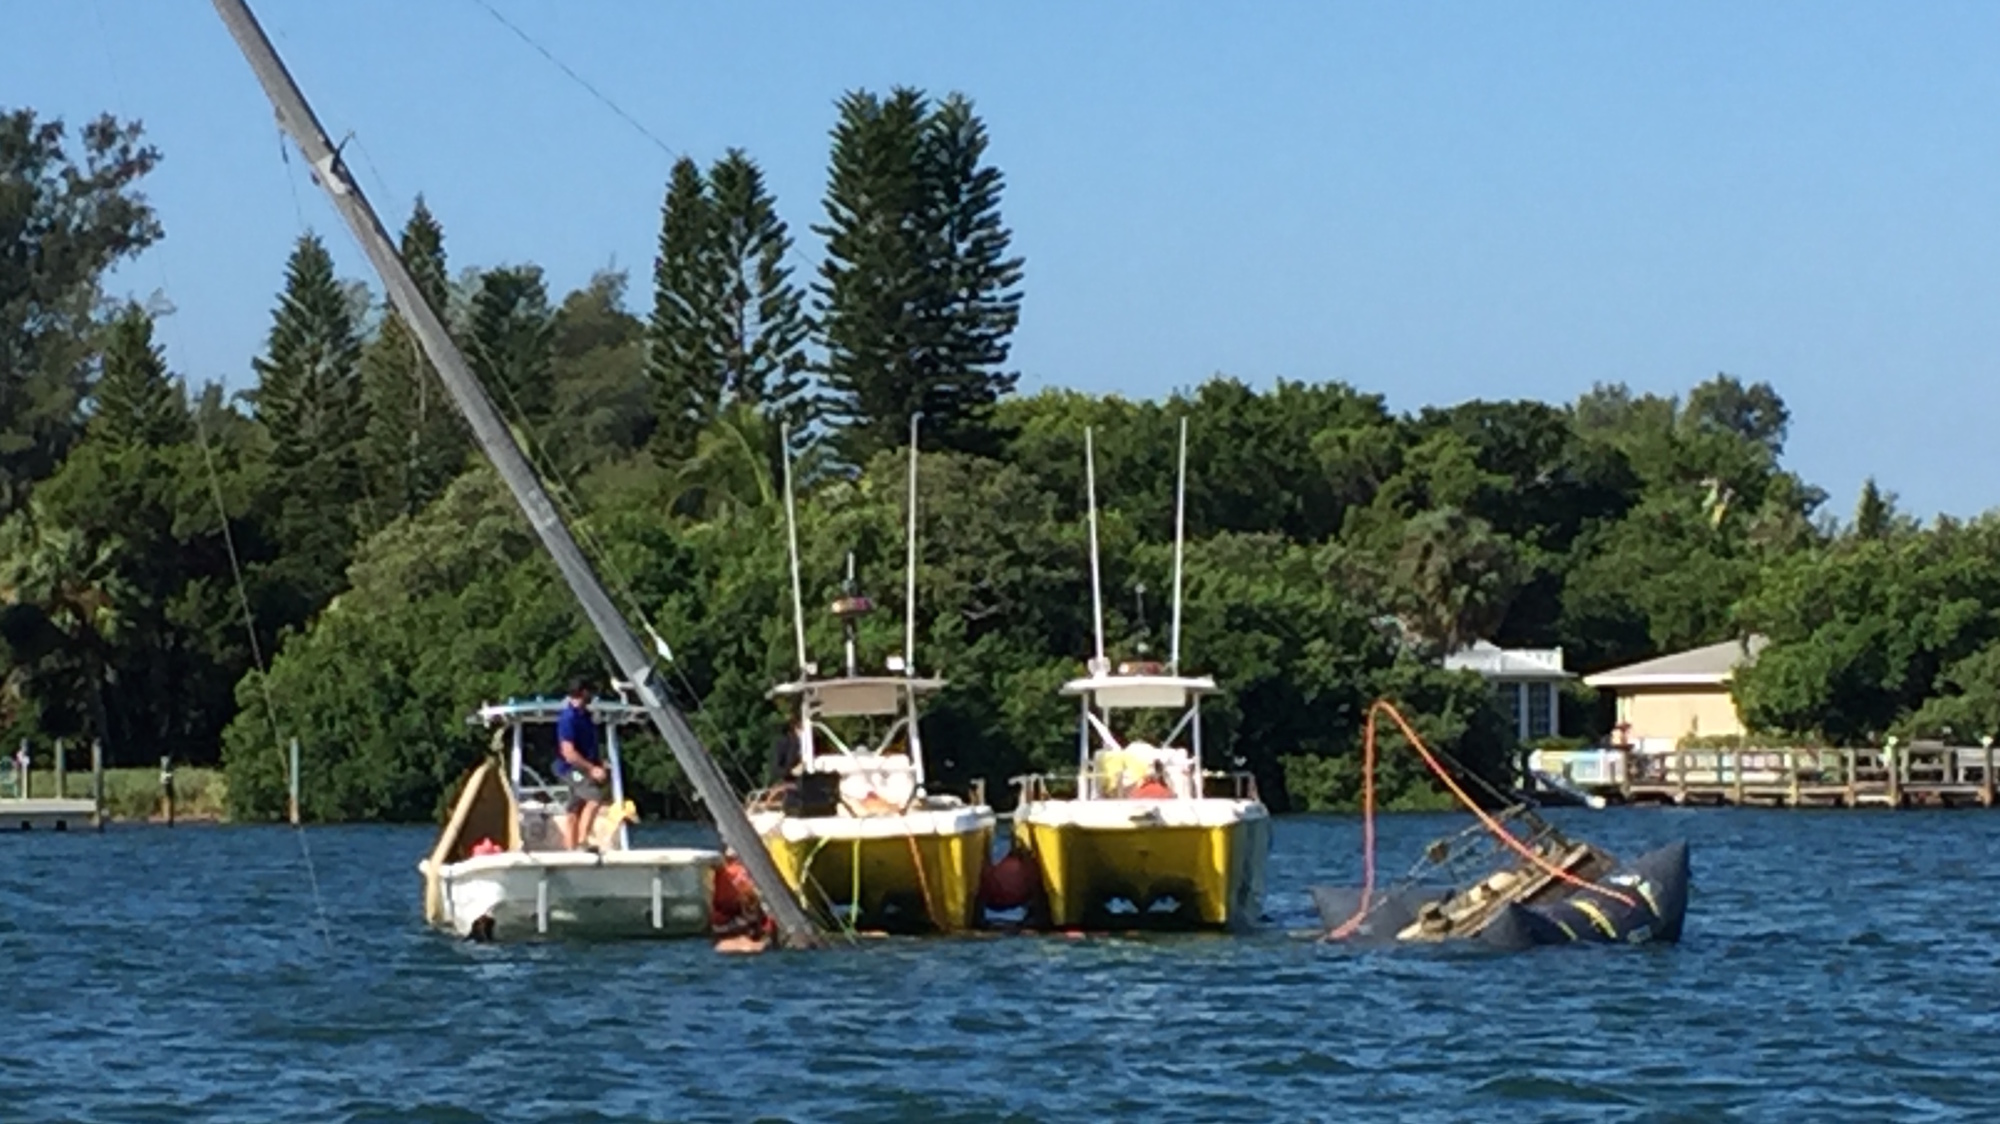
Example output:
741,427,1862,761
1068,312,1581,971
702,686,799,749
711,849,775,953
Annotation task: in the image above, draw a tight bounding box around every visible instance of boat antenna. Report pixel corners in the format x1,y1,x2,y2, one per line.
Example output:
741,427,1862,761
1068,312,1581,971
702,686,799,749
1132,582,1151,658
1085,425,1106,675
840,552,861,677
904,412,920,677
1170,414,1188,675
780,420,809,675
208,0,822,949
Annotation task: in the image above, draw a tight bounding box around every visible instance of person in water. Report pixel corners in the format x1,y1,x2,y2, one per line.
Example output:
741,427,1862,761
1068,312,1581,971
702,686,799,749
711,847,774,954
554,677,609,851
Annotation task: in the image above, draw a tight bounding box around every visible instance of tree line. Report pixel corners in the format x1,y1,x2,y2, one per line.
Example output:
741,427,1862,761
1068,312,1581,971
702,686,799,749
1,97,1986,823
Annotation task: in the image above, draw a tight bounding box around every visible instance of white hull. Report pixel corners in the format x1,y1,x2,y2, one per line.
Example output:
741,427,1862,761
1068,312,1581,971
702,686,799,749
421,849,720,940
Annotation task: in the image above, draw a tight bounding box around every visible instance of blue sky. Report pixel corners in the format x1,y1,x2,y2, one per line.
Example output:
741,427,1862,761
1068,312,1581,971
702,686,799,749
12,1,2000,519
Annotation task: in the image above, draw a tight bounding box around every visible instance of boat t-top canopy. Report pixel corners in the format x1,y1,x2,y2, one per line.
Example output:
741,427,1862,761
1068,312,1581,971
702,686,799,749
768,675,947,719
464,695,639,851
467,698,655,727
1062,672,1220,711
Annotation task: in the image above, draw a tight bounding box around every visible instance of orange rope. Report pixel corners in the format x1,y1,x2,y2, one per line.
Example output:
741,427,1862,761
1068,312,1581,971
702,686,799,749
1326,699,1633,941
904,828,939,929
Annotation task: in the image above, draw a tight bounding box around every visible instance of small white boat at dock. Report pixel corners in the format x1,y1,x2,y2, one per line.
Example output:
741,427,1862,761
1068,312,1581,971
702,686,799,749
419,695,722,940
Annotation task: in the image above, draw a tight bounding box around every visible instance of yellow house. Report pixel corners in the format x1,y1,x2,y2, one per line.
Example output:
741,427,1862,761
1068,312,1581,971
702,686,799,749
1583,635,1767,752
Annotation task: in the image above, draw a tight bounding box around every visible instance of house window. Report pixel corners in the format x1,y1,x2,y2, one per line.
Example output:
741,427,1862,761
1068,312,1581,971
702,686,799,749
1526,682,1554,738
1497,683,1523,738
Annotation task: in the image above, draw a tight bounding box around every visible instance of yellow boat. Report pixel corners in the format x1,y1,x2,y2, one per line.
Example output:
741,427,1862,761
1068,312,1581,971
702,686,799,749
743,418,996,934
747,675,995,933
1009,419,1270,931
1012,668,1269,931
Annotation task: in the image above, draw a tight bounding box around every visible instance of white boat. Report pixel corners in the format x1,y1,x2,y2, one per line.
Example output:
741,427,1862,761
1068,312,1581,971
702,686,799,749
1009,420,1271,931
418,695,722,940
743,420,997,933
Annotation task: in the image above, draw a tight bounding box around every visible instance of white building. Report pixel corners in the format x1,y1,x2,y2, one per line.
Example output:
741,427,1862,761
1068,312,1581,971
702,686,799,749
1443,641,1573,742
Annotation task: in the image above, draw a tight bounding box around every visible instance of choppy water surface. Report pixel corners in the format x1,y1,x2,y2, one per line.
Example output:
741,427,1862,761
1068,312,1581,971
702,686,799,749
6,807,2000,1122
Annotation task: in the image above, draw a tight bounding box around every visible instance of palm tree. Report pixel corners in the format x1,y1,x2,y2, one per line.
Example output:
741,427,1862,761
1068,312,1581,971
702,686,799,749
669,401,834,521
1391,507,1522,655
0,499,132,751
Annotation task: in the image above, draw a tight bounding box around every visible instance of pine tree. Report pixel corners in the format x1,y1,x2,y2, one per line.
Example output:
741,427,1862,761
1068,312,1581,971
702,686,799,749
90,303,187,448
647,152,814,469
922,95,1024,440
709,149,814,445
469,264,555,422
813,87,1024,465
649,157,721,460
251,232,367,610
1853,477,1892,541
360,198,466,524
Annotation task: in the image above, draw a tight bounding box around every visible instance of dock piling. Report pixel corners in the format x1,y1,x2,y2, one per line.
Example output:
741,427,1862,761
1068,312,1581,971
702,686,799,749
91,740,104,830
159,755,175,827
287,737,300,826
53,738,65,802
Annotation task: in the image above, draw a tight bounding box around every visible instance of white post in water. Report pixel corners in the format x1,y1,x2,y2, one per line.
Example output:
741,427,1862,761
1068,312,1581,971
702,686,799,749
91,739,104,831
288,737,301,826
53,738,65,801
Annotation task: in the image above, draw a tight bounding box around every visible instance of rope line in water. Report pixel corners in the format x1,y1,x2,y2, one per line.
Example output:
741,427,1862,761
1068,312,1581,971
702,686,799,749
192,404,337,955
83,0,335,955
1326,698,1634,941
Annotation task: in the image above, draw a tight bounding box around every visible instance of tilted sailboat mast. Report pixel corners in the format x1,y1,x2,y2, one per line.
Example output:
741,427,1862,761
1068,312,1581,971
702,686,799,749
207,0,821,948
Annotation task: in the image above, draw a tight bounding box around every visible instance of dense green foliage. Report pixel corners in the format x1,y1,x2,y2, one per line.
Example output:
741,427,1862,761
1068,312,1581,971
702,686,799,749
6,96,1998,825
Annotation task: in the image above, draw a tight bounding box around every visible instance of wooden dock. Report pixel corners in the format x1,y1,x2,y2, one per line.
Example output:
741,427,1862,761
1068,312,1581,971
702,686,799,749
1610,744,1998,809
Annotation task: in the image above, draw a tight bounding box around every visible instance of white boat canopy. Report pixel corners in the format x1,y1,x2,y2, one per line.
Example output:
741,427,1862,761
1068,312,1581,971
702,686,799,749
467,698,654,727
768,675,947,719
1062,672,1219,711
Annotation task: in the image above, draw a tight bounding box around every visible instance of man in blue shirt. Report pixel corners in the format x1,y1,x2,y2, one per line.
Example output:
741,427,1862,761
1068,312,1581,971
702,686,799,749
553,677,609,851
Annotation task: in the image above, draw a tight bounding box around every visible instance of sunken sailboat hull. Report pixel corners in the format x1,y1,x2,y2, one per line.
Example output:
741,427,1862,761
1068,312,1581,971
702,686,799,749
1312,837,1691,950
1472,839,1689,949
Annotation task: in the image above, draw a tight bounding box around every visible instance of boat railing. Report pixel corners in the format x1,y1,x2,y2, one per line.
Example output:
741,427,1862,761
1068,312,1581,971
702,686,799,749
745,775,988,815
1009,769,1258,803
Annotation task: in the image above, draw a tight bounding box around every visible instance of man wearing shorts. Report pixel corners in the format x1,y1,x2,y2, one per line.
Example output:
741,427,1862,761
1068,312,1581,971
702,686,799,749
554,678,609,851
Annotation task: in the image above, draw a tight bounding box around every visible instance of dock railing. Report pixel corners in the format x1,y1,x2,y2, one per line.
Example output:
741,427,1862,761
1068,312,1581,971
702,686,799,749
2,739,106,831
1616,740,1998,809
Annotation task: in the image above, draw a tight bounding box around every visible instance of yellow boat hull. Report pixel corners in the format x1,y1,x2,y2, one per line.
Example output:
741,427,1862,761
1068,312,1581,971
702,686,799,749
1016,810,1269,931
760,818,994,934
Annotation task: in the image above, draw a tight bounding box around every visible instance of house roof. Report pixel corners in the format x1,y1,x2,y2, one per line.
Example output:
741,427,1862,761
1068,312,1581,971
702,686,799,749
1583,635,1768,689
1443,641,1573,681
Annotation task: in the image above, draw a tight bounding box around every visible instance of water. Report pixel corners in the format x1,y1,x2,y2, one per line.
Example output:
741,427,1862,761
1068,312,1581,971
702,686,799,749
5,807,2000,1122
